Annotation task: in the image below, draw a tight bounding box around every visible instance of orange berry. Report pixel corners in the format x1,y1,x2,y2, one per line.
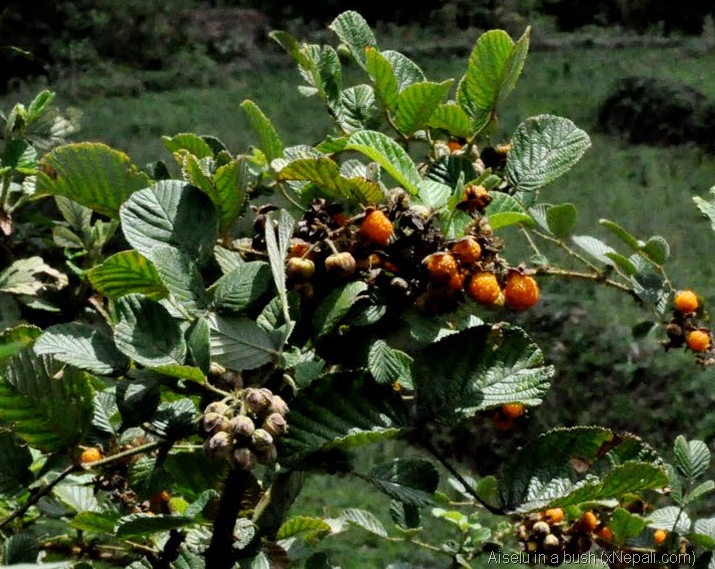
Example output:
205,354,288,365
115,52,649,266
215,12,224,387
423,252,458,284
447,140,463,153
654,529,667,545
447,271,465,293
580,511,599,532
686,329,711,352
501,403,525,419
543,508,564,524
596,526,613,542
80,447,102,464
674,289,699,313
467,272,501,305
360,210,393,246
450,237,482,265
504,273,539,311
491,414,515,431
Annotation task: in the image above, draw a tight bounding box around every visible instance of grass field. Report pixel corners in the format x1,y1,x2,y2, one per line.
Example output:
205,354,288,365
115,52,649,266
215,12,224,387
4,27,715,567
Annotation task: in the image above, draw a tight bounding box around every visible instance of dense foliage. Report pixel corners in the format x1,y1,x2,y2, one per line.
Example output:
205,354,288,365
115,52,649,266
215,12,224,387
3,10,715,569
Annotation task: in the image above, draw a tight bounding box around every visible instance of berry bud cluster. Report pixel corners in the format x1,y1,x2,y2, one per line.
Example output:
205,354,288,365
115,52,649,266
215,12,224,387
202,388,289,470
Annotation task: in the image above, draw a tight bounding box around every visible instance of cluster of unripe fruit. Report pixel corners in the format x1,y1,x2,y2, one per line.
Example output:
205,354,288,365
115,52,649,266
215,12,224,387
666,289,713,364
278,183,539,316
202,387,288,470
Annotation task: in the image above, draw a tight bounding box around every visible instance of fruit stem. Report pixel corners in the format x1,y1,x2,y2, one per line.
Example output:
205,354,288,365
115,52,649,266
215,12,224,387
535,267,636,296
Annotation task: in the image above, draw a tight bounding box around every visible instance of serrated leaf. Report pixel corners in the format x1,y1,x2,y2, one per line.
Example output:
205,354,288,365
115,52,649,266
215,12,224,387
364,459,438,506
208,313,282,371
486,193,533,230
674,435,710,480
211,157,250,233
571,235,617,265
151,399,198,440
34,322,129,375
92,389,119,435
346,130,421,195
279,372,408,466
115,513,193,537
418,179,450,209
113,294,186,367
36,142,151,218
367,339,413,387
609,508,646,546
506,115,591,193
329,11,377,68
313,281,367,337
599,219,640,250
497,426,666,512
0,350,94,452
647,506,691,533
70,511,120,534
337,84,378,134
546,203,577,238
214,246,244,274
0,432,32,494
119,181,218,264
211,261,272,314
188,317,211,374
264,209,295,331
87,250,167,300
150,246,208,314
277,516,332,541
395,80,453,135
53,483,100,512
0,325,41,366
458,28,529,122
685,480,715,505
163,133,214,159
383,50,425,92
2,534,39,565
341,508,387,537
240,100,284,161
693,518,715,549
426,103,474,140
414,325,553,421
641,235,670,265
165,450,227,502
365,48,399,111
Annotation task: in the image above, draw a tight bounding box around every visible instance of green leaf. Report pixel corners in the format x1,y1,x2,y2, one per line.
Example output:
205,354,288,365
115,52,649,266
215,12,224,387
211,261,272,314
674,435,710,480
208,313,282,371
187,317,211,374
279,372,409,466
599,219,641,250
240,100,284,161
36,142,151,218
346,130,421,195
151,399,199,440
113,294,187,367
641,235,670,265
382,50,425,92
365,48,399,111
647,506,691,533
694,188,715,232
692,518,715,549
0,350,94,452
2,534,39,565
70,511,120,534
414,325,553,421
485,192,533,230
277,516,332,542
211,157,250,233
341,508,387,537
150,246,208,314
684,480,715,505
0,325,42,367
609,508,646,546
54,483,100,512
337,84,378,134
34,323,129,375
92,389,119,435
364,459,438,506
458,28,530,127
313,281,368,337
153,364,206,383
277,156,382,204
395,80,453,135
367,339,413,387
418,179,451,209
119,181,218,264
496,426,666,512
116,376,160,427
571,235,617,266
162,133,214,159
426,103,474,140
329,10,377,68
506,115,591,193
546,203,577,238
115,513,193,537
0,256,68,296
87,250,168,300
0,432,32,494
264,209,295,330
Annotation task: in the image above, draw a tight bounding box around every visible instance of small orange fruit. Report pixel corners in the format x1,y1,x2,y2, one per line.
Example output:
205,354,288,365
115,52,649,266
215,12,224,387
504,273,539,311
360,210,393,246
543,508,564,524
501,403,525,420
674,289,699,313
580,511,599,532
653,529,667,545
450,237,482,265
686,329,710,352
447,140,463,153
423,252,458,284
446,271,465,293
467,272,501,305
596,526,613,542
80,447,102,464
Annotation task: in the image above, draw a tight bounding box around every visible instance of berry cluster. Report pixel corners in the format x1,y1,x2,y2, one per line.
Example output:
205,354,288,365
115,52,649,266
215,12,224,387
202,388,289,470
665,289,714,365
